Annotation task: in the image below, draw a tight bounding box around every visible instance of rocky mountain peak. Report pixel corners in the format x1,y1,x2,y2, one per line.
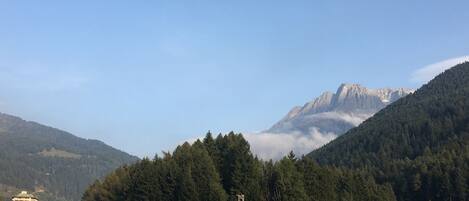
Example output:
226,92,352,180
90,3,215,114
332,83,376,110
301,91,334,115
335,83,368,100
268,83,413,135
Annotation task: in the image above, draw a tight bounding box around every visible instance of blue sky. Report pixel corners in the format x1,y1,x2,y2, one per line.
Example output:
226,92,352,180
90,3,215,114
1,0,469,157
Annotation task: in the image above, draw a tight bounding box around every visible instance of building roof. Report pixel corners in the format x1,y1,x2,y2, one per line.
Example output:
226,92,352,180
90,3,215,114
13,191,37,199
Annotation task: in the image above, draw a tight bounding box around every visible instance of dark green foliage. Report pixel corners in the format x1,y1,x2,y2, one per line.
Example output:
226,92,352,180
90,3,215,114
191,141,227,201
206,132,263,200
83,133,395,201
0,113,138,201
83,63,469,201
83,138,228,201
270,154,308,201
310,62,469,201
84,62,469,201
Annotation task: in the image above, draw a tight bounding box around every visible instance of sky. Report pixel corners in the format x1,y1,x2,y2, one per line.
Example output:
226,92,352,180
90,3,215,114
1,0,469,157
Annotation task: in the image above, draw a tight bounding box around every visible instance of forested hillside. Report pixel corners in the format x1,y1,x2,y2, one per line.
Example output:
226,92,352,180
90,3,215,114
83,63,469,201
82,132,396,201
309,62,469,200
0,113,138,201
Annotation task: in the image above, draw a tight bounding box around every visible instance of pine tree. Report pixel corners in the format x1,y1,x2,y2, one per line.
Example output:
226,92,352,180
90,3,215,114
299,157,338,201
191,141,227,201
175,169,199,201
159,153,178,201
82,132,399,201
203,131,221,167
126,158,161,201
173,143,199,201
271,156,307,201
452,168,467,201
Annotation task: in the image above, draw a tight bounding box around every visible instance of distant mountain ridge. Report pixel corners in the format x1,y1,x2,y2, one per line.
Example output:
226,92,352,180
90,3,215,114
0,112,138,201
268,83,413,135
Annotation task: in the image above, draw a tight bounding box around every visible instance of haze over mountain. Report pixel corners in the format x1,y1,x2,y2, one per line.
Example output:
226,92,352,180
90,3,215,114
0,113,138,201
247,84,413,159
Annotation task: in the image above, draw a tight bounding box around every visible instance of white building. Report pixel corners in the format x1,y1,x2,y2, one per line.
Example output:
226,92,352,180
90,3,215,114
11,191,38,201
236,194,245,201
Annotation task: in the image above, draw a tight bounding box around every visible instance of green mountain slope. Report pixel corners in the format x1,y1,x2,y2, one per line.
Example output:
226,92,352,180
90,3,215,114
0,113,138,201
309,62,469,201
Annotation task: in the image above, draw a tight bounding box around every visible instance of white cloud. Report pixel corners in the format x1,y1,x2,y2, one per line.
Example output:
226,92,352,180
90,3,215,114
411,55,469,84
180,128,337,161
305,112,372,127
245,128,337,161
180,111,371,161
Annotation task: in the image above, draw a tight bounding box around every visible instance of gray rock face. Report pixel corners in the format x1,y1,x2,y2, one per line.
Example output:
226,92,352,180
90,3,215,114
267,83,413,136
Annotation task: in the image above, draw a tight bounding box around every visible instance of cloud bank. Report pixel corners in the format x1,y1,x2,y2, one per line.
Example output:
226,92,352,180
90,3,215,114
411,55,469,84
245,128,337,160
246,112,371,160
182,111,370,161
304,112,372,127
182,129,337,161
